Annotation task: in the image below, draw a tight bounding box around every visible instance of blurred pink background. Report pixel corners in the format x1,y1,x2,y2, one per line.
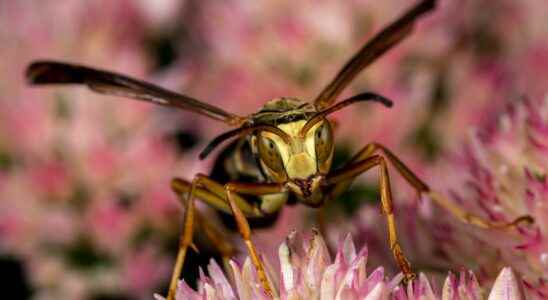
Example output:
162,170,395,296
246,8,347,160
1,0,547,299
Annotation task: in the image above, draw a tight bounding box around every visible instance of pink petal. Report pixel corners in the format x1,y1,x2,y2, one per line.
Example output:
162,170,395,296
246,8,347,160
305,231,331,289
392,286,407,300
279,241,295,292
416,273,437,300
464,271,482,300
177,280,200,300
207,259,235,299
320,264,338,300
359,267,384,295
442,272,457,300
362,281,386,300
229,260,251,300
487,268,524,300
343,234,357,264
153,293,166,300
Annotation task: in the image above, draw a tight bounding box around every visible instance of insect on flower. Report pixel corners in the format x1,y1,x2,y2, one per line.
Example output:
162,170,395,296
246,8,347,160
25,0,533,299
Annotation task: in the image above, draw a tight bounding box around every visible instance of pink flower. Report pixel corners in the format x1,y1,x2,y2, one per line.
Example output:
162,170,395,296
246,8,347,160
429,97,548,298
154,232,528,300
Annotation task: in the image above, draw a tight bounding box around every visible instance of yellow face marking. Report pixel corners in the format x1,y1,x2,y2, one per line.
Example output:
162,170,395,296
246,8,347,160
259,120,324,180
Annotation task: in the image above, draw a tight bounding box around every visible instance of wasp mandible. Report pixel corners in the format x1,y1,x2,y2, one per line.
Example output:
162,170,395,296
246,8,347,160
25,0,533,299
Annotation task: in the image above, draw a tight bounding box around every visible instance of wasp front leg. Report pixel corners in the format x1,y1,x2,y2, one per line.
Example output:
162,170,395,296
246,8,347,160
224,182,286,298
167,175,262,300
167,177,229,300
167,175,244,300
324,155,415,282
170,175,285,299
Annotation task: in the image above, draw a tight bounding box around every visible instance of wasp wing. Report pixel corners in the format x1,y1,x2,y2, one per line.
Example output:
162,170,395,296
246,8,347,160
314,0,436,109
26,61,244,125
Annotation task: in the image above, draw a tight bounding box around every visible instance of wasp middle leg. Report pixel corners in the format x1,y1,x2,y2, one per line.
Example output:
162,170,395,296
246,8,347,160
330,142,532,230
326,142,428,204
361,143,533,229
323,142,533,284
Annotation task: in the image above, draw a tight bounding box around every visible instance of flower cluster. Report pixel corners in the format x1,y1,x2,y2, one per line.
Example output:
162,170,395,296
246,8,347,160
428,97,548,298
155,232,527,300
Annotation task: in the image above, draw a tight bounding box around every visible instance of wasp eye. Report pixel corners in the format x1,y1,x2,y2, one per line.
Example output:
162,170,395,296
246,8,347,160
315,121,333,165
258,136,285,174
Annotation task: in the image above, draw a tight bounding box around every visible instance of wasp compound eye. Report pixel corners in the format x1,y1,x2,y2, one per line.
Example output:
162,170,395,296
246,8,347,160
314,121,333,165
258,135,285,174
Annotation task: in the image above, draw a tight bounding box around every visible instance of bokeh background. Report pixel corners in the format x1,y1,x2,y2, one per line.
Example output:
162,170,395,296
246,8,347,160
1,0,547,299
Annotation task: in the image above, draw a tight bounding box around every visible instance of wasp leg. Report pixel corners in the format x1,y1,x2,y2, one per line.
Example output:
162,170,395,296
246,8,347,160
325,155,415,282
171,175,284,298
349,142,533,230
349,142,428,192
166,177,199,300
427,191,533,229
224,182,285,298
166,176,264,300
172,176,260,216
171,178,238,261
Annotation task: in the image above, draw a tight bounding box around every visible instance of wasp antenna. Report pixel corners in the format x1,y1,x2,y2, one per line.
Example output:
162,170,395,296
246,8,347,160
343,92,393,108
199,127,248,160
302,92,393,134
199,124,292,160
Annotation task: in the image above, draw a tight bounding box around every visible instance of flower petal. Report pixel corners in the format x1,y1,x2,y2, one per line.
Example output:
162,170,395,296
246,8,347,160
363,281,386,300
487,267,524,300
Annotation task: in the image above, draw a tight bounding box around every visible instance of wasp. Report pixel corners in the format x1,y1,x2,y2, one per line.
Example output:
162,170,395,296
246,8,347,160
25,0,533,299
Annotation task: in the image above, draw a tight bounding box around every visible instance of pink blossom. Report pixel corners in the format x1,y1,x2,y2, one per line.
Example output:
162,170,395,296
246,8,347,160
430,97,548,298
155,232,528,300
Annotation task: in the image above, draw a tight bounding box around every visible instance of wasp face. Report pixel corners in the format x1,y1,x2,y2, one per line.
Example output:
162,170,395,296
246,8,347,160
255,118,334,205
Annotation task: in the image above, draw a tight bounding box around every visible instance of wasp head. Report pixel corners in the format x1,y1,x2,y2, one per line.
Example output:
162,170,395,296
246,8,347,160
253,117,334,205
